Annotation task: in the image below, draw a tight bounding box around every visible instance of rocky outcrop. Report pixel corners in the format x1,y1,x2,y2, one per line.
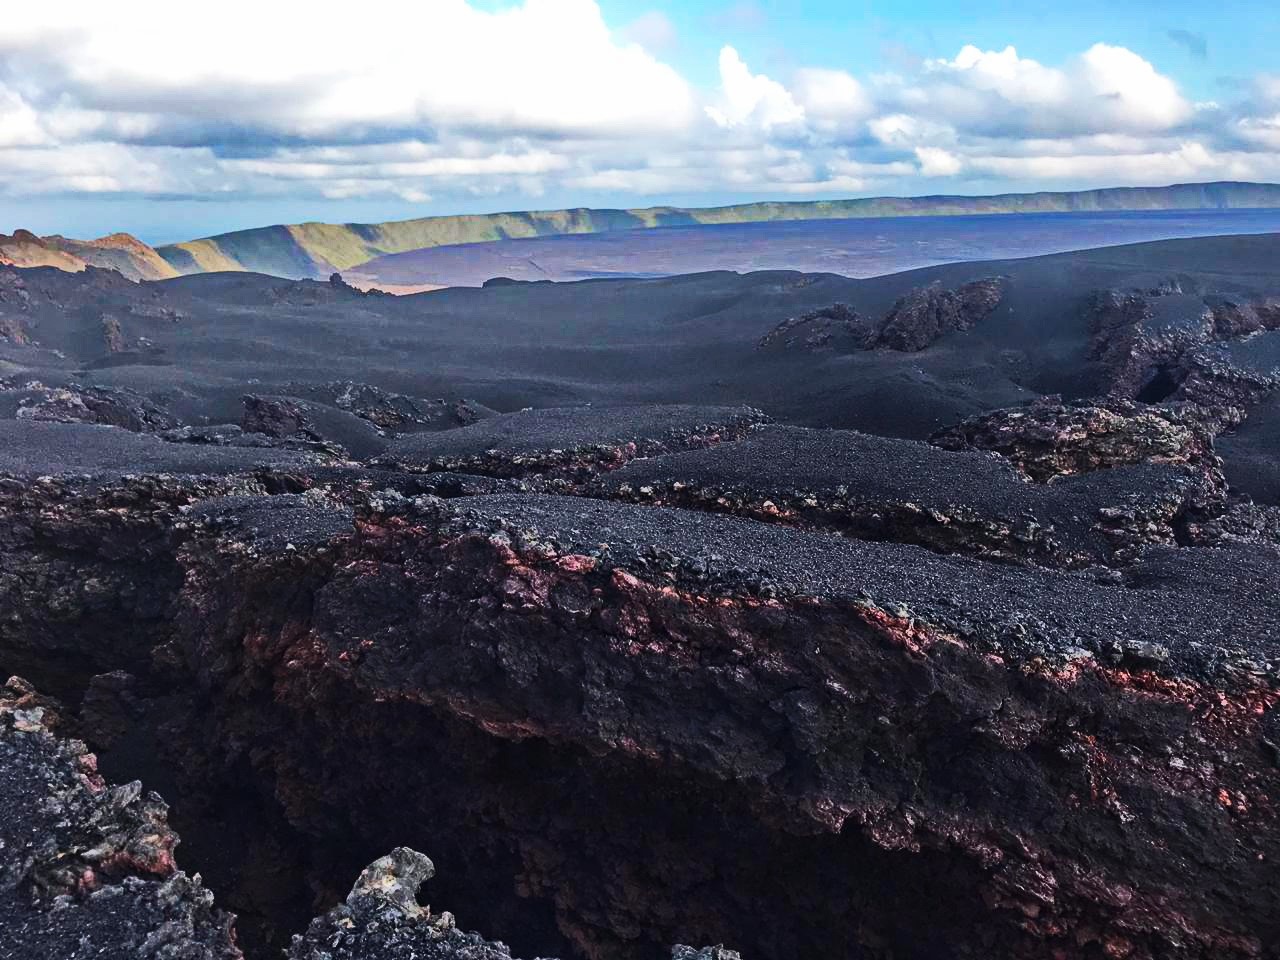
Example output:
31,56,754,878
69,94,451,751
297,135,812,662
0,677,241,959
591,424,1220,568
101,315,127,353
290,847,740,960
285,380,495,434
929,398,1237,482
0,314,30,345
757,302,875,351
376,404,767,479
1087,289,1280,403
874,277,1007,351
239,394,357,459
241,395,319,441
157,490,1279,960
1,404,1278,960
11,382,180,433
759,278,1007,354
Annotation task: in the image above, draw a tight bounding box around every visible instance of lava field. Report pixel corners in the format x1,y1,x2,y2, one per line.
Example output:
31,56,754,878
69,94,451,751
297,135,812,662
2,234,1279,960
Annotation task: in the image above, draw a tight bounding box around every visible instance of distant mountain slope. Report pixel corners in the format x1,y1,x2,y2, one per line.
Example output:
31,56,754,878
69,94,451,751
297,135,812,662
346,208,1280,289
157,181,1280,280
0,229,177,281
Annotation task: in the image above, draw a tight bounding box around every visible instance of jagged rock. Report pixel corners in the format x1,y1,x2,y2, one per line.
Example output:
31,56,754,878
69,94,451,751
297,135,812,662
757,302,875,351
761,279,1007,354
101,315,127,353
1185,500,1280,548
10,382,180,433
929,397,1238,481
0,677,240,959
289,848,738,960
284,380,496,434
0,314,30,345
593,423,1218,568
376,404,767,479
241,394,317,440
671,948,741,960
874,277,1006,351
1086,288,1280,402
1206,295,1280,338
240,394,360,459
158,491,1278,960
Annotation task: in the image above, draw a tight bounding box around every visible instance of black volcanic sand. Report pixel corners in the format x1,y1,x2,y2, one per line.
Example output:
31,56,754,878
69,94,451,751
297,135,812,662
0,234,1277,439
1219,394,1280,504
0,420,320,479
595,424,1206,563
437,493,1276,680
3,233,1280,960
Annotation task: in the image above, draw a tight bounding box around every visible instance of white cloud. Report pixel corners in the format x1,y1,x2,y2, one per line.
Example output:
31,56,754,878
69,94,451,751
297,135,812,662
915,147,964,177
790,68,872,135
706,46,805,130
869,114,956,147
913,43,1191,137
0,0,697,141
620,10,678,53
0,7,1277,213
1238,114,1280,149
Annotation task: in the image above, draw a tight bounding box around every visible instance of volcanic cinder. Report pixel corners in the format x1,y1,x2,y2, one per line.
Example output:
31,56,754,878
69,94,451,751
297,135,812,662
1,232,1279,960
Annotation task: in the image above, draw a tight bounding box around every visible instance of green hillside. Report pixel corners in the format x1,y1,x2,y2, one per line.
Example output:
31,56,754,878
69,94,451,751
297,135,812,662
157,181,1280,280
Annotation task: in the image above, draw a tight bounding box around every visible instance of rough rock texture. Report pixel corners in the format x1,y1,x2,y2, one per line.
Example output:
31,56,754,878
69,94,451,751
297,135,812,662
240,395,373,459
0,314,30,345
929,398,1237,482
241,395,323,442
874,277,1007,352
284,381,496,434
158,491,1278,960
1087,288,1280,403
759,278,1006,354
0,421,321,695
377,404,766,479
1186,500,1280,549
287,848,528,960
592,424,1219,568
101,315,127,354
3,237,1280,960
290,848,736,960
757,302,875,351
0,677,240,959
7,382,180,433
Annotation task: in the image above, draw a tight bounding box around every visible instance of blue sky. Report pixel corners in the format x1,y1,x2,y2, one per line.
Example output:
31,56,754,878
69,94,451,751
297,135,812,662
597,0,1252,97
2,0,1278,243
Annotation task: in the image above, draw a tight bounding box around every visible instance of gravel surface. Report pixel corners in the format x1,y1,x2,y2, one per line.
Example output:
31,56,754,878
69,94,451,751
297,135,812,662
383,404,762,465
0,420,318,479
443,493,1280,681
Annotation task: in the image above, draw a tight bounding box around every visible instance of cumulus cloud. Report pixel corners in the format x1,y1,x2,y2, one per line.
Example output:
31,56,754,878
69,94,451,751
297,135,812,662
620,10,679,53
0,3,1278,217
912,43,1192,136
706,46,805,131
790,68,873,136
1,0,696,142
915,147,964,177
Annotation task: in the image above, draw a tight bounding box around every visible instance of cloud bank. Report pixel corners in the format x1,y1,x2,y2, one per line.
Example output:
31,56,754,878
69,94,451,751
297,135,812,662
1,0,1279,215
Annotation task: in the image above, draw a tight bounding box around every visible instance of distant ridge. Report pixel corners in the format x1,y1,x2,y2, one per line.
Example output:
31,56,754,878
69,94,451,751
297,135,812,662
155,181,1280,281
0,229,177,281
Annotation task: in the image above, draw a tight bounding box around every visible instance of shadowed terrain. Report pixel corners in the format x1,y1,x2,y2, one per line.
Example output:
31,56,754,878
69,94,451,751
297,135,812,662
1,230,1279,960
348,208,1280,289
158,181,1280,279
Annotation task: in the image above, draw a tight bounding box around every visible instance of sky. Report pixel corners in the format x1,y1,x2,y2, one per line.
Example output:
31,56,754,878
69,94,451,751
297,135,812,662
1,0,1278,244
